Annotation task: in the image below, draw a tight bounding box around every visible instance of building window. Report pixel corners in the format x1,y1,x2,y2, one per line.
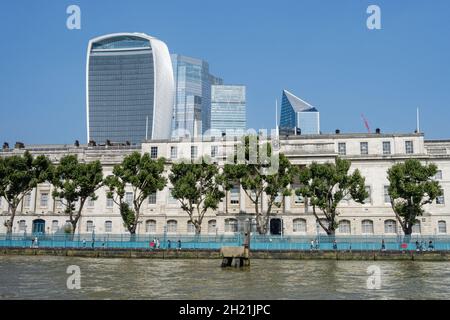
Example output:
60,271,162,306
150,146,158,159
364,186,372,204
434,170,443,180
125,192,133,206
148,192,157,205
360,142,368,155
412,222,421,234
145,220,156,233
18,220,26,232
86,220,94,232
362,220,374,234
167,220,178,233
438,221,447,234
104,221,112,233
338,143,346,156
230,187,240,205
55,197,62,209
211,145,219,158
51,220,59,233
405,141,414,154
382,141,391,155
106,197,114,208
191,146,198,160
87,197,95,208
24,192,31,208
40,192,49,207
293,218,307,233
168,188,178,204
384,185,391,204
384,220,397,234
338,220,351,234
436,193,445,205
170,146,177,160
187,221,195,234
208,220,217,234
225,219,238,233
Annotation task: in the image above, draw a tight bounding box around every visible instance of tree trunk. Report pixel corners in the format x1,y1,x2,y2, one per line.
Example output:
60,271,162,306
6,206,17,234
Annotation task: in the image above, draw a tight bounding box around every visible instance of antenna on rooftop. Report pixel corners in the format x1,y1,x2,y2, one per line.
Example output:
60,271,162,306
416,107,420,133
275,99,279,137
361,113,371,133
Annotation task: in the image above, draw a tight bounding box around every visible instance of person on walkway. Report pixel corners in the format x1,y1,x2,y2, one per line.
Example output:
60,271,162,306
156,238,160,249
415,241,420,252
310,239,314,251
381,239,386,251
149,240,155,250
177,239,182,251
167,239,171,249
34,237,39,248
428,240,434,251
31,237,35,248
333,240,337,251
82,239,86,248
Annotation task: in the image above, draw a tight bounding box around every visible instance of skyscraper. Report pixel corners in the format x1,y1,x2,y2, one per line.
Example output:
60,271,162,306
279,90,320,135
210,85,246,136
86,33,174,144
171,54,222,137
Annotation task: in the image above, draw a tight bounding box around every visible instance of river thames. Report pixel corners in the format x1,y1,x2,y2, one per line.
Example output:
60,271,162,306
0,255,449,299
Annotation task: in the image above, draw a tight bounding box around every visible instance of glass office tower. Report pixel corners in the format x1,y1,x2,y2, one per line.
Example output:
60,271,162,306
210,85,246,136
171,54,222,137
86,33,174,144
279,90,320,135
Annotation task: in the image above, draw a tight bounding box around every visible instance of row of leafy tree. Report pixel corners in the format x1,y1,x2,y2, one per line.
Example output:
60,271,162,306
0,138,443,236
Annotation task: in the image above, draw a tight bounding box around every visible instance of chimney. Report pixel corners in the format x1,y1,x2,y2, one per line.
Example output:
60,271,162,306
375,128,381,134
2,142,9,150
15,142,25,149
74,140,80,147
335,129,340,134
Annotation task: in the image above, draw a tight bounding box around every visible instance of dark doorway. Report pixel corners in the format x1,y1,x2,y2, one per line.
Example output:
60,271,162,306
270,218,282,235
32,219,45,234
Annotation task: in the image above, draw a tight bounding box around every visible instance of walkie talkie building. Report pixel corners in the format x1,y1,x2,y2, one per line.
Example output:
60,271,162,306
86,33,174,144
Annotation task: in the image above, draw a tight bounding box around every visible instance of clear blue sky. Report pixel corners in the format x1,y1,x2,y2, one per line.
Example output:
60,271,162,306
1,0,449,144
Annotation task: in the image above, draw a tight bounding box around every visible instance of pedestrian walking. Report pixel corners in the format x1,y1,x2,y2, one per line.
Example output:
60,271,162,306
310,239,314,251
177,239,182,251
428,240,434,251
333,240,337,251
381,239,386,251
167,239,171,249
415,240,420,252
82,239,86,248
156,238,160,249
34,236,39,248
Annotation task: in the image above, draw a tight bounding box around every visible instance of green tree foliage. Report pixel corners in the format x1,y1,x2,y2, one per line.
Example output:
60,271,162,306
223,135,295,234
387,159,442,235
0,151,52,234
169,159,225,234
297,158,367,235
104,152,166,234
52,155,103,234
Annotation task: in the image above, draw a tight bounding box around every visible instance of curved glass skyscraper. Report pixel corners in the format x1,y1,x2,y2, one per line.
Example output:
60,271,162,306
86,33,174,144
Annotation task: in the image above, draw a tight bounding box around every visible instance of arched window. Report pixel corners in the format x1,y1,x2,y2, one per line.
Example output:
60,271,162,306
187,221,195,234
145,220,156,233
51,220,59,233
225,218,238,233
167,220,178,233
18,220,26,232
316,219,329,234
361,220,374,234
86,220,94,232
412,221,421,234
293,218,307,233
338,220,351,234
104,221,112,233
384,220,397,234
208,220,217,234
438,221,447,234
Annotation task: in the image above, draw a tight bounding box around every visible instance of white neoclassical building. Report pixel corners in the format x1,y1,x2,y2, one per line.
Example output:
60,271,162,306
0,131,449,236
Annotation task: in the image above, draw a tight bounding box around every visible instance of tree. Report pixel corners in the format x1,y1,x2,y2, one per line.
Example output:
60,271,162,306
169,159,225,234
52,155,103,234
223,136,295,234
104,152,166,234
296,157,368,235
0,151,52,234
387,159,442,235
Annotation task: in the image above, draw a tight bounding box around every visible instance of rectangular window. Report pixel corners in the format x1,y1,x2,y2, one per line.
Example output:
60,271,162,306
125,192,133,206
170,146,177,159
435,170,443,180
18,220,26,232
384,185,391,204
51,220,59,233
405,141,414,154
86,221,94,232
150,146,158,159
40,193,49,207
382,141,391,155
338,143,346,156
24,192,31,208
168,188,178,204
87,197,95,208
437,194,445,205
148,192,157,205
230,187,240,205
211,145,219,158
106,197,114,208
360,142,368,155
364,186,372,204
105,221,112,233
191,146,198,160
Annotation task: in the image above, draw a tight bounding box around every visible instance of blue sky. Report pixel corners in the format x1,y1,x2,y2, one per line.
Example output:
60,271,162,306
0,0,449,144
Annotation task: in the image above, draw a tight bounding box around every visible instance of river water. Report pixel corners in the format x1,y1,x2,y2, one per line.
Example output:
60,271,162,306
0,256,449,300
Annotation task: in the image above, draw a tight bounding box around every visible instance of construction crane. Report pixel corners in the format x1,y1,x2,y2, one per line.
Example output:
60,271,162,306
361,113,371,133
